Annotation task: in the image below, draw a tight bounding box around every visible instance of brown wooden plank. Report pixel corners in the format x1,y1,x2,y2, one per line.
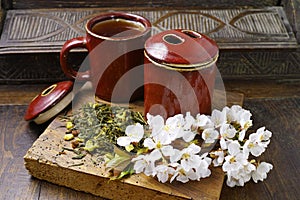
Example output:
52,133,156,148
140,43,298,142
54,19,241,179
224,79,300,99
0,105,108,200
1,86,299,199
0,105,41,200
1,79,299,106
220,97,300,200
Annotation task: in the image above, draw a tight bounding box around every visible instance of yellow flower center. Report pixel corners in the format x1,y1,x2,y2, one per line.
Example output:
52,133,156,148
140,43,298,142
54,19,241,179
156,141,162,149
163,125,170,132
230,156,236,163
179,168,186,175
248,142,254,149
205,132,210,138
182,153,190,160
260,135,264,141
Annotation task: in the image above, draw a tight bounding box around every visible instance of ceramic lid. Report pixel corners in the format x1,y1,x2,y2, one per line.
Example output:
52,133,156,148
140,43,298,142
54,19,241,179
24,81,73,121
144,29,219,70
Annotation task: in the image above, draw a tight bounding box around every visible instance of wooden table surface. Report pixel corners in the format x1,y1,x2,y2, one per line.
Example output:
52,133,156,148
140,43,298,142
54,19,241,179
0,80,299,200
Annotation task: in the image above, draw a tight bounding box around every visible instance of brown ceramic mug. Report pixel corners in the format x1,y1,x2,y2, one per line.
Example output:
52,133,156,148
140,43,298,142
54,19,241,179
144,29,219,119
60,12,151,102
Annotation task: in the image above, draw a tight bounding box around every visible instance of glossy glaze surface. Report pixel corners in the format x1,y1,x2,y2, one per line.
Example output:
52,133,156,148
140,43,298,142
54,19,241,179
144,29,218,118
60,12,151,102
24,81,73,121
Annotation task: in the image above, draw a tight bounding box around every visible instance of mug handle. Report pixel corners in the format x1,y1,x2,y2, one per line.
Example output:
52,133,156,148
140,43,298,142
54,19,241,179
60,37,90,80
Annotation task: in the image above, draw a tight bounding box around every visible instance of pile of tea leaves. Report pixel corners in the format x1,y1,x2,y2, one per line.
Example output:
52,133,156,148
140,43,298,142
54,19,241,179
64,103,146,157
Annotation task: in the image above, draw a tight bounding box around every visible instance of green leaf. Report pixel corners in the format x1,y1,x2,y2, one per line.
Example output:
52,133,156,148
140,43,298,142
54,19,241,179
113,145,131,158
117,167,134,179
105,152,132,174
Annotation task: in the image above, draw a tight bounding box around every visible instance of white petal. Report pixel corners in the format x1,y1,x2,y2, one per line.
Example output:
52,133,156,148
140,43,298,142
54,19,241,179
161,145,175,157
177,174,189,183
211,109,226,127
195,114,209,127
134,159,146,173
187,169,198,180
143,138,156,149
228,141,241,156
117,136,131,147
226,178,237,187
220,138,227,150
189,155,201,168
188,143,201,154
144,162,156,176
184,112,195,130
156,131,172,145
250,145,265,157
182,131,196,142
257,162,273,174
170,149,182,163
149,115,165,136
181,159,191,171
124,123,144,142
238,130,246,141
149,149,162,161
170,172,179,183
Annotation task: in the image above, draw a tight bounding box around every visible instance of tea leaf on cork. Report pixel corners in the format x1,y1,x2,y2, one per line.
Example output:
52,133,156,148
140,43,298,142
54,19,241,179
67,103,146,156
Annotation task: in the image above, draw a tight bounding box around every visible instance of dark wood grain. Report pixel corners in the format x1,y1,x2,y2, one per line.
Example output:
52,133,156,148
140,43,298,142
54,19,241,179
6,0,279,9
0,8,298,83
220,97,300,200
0,105,107,200
0,81,299,199
0,106,41,200
282,0,300,42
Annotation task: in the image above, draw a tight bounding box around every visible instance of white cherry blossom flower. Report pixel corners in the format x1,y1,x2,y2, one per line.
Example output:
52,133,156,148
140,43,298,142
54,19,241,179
237,109,253,131
195,153,212,180
256,127,272,145
146,114,164,137
224,105,243,122
163,114,185,140
117,123,144,147
181,112,197,142
219,123,237,149
143,138,175,163
170,143,201,171
115,106,273,186
202,128,219,143
211,150,225,167
155,164,176,183
211,109,227,128
252,162,273,183
132,154,156,176
170,165,198,183
243,133,267,157
243,127,272,157
194,113,214,130
222,141,249,173
226,161,255,187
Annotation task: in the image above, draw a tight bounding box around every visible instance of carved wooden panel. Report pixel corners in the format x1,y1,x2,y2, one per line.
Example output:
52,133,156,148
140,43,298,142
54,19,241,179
0,7,298,83
6,0,279,9
0,7,296,53
218,50,300,80
283,0,300,43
